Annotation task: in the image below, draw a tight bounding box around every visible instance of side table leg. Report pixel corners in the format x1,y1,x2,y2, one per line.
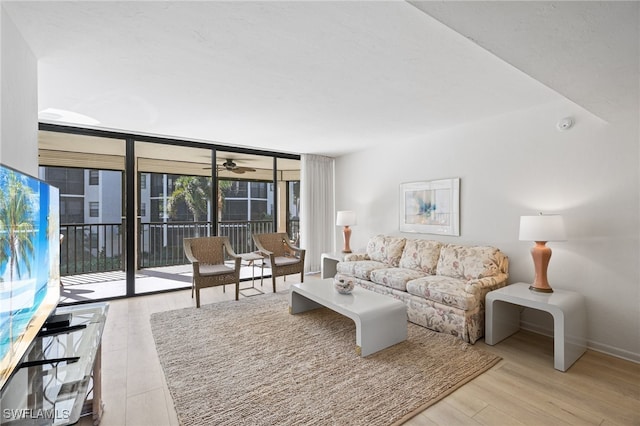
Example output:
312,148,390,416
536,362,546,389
552,297,587,371
485,299,521,345
321,256,339,279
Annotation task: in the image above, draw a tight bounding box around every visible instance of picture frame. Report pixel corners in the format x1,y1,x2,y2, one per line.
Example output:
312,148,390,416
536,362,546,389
399,178,460,236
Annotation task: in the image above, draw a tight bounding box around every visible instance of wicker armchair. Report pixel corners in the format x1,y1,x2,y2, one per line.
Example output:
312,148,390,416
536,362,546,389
252,233,305,293
183,236,241,308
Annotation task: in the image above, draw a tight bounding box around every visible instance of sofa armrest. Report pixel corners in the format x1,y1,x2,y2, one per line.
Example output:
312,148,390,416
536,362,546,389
465,274,509,295
344,253,369,261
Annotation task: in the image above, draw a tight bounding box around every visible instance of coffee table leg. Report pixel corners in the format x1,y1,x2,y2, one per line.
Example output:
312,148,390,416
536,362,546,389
358,307,407,356
289,291,323,314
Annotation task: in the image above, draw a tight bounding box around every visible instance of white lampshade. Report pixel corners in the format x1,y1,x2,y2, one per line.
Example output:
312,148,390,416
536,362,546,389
336,210,357,227
519,214,567,242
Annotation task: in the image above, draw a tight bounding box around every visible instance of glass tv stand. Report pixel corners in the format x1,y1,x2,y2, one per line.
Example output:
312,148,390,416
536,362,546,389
0,302,109,425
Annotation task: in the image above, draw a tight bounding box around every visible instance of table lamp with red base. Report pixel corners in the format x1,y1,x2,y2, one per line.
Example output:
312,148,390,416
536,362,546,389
519,213,567,293
336,210,357,253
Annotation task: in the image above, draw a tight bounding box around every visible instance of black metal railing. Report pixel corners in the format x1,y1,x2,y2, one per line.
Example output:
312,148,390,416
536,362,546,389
218,220,275,254
60,223,123,276
288,219,300,245
138,220,279,268
61,219,297,274
138,221,213,268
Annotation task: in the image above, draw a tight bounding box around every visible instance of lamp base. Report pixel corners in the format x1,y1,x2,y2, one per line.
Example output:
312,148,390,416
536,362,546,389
529,242,554,293
342,226,352,253
529,285,553,293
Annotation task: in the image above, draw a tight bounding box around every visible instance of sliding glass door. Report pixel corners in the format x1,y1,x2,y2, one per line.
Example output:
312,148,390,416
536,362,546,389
214,153,300,250
215,150,275,254
135,141,212,294
38,130,127,302
39,124,300,302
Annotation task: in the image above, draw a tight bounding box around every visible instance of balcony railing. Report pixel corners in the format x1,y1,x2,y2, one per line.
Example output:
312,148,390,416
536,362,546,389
138,221,212,268
288,219,300,245
217,220,275,254
60,220,299,275
139,220,284,268
60,223,123,276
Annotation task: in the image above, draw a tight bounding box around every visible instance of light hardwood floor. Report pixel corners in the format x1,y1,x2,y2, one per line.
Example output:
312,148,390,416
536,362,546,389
80,275,639,426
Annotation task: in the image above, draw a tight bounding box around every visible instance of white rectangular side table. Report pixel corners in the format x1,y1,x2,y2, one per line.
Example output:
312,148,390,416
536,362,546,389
321,252,347,279
485,282,587,371
290,279,407,356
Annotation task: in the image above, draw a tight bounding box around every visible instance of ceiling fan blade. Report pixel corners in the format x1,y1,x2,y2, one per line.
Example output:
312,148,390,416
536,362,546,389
206,161,256,173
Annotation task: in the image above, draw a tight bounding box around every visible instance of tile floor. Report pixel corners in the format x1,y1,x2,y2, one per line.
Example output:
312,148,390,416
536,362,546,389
59,264,271,303
78,273,302,426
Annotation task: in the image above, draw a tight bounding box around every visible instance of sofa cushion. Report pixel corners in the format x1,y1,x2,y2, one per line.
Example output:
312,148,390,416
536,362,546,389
406,275,478,311
399,239,442,274
369,268,427,292
336,260,387,281
366,234,406,267
436,244,503,280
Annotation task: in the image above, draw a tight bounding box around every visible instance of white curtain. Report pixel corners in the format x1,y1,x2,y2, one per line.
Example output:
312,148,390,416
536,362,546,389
300,154,335,273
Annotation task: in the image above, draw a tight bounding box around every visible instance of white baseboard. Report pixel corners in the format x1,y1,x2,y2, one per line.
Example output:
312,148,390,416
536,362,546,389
520,321,640,364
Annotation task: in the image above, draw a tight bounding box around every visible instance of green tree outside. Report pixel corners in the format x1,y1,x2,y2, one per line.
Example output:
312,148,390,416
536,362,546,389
166,175,233,224
167,176,211,223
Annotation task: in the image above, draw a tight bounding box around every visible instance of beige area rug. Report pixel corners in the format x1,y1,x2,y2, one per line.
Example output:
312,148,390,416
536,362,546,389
150,292,500,426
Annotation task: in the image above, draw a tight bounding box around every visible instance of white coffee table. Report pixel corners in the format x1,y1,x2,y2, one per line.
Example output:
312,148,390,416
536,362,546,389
289,279,407,356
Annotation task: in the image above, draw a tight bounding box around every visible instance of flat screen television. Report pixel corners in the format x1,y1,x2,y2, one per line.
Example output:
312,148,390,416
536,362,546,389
0,163,60,392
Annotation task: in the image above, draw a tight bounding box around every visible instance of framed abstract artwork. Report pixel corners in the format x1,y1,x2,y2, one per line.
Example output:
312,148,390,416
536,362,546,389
399,178,460,236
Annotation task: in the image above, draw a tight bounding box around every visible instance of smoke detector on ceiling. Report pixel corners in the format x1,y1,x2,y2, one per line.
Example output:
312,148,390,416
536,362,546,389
557,117,574,131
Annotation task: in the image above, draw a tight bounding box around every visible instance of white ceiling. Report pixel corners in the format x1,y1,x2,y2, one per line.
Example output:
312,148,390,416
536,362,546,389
4,1,638,157
409,1,639,124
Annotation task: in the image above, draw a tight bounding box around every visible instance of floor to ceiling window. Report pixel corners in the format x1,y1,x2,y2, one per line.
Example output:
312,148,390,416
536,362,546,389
38,124,300,302
38,130,127,303
134,141,213,294
216,151,275,253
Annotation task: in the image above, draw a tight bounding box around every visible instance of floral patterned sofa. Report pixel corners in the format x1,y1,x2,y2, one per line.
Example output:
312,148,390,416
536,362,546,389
334,234,509,343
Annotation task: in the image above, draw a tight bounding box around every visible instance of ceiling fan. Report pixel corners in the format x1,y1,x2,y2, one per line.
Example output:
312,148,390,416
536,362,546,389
218,159,256,174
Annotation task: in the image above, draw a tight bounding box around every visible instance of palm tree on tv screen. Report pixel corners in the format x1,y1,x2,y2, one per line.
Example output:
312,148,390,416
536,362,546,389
0,171,35,282
0,170,35,356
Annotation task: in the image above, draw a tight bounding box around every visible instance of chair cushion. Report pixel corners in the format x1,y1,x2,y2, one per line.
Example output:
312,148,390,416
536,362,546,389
198,264,235,276
398,239,442,274
336,260,387,280
265,256,301,267
369,268,427,291
406,275,478,311
436,244,503,280
366,234,406,267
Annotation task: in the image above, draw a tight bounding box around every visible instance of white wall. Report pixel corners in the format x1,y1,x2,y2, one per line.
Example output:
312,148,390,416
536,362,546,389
0,6,38,175
335,99,639,361
0,5,38,410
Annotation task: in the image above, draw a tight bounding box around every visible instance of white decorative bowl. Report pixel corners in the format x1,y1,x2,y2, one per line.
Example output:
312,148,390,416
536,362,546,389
334,278,354,294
